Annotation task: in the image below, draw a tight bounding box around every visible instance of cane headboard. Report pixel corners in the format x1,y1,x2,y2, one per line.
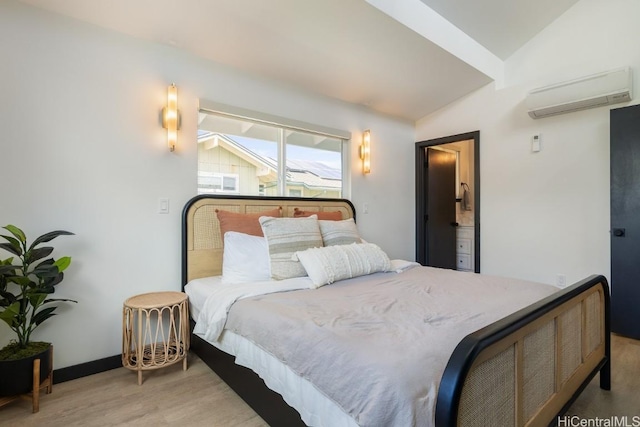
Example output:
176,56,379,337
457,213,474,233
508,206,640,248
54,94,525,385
181,195,356,287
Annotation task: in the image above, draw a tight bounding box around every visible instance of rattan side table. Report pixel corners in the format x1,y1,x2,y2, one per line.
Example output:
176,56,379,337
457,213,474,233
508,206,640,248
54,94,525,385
122,291,190,385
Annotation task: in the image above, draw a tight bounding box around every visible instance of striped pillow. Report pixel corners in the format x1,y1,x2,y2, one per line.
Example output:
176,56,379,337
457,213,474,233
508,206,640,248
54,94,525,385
259,215,323,280
319,218,362,246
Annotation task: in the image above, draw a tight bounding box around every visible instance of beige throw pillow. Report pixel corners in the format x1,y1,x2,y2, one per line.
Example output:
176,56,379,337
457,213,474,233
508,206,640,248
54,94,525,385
319,218,362,246
259,215,322,280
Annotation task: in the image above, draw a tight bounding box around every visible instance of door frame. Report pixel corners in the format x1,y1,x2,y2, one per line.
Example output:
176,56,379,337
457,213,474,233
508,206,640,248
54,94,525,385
415,131,480,272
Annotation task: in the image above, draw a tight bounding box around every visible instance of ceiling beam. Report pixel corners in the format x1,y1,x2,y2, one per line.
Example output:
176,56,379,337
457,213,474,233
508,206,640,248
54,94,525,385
365,0,504,87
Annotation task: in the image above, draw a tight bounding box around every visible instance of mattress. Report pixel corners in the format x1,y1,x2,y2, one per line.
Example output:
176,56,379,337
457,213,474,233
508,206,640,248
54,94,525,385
186,267,558,426
185,275,222,320
185,276,356,427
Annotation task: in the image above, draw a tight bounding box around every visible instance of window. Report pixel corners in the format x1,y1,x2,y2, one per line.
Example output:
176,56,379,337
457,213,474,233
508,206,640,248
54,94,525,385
197,101,349,198
198,172,239,194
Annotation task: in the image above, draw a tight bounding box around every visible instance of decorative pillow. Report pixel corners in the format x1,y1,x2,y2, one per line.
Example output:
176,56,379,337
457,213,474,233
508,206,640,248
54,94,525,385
216,207,281,237
293,208,343,221
259,215,323,280
222,231,270,284
295,243,391,288
319,218,362,246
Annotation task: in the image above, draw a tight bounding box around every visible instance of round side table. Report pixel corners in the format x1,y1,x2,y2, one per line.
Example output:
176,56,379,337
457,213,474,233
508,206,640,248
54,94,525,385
122,291,190,385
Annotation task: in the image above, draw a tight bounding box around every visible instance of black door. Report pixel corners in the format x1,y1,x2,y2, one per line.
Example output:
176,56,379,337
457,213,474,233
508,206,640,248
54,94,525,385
415,131,480,272
426,148,457,269
611,104,640,339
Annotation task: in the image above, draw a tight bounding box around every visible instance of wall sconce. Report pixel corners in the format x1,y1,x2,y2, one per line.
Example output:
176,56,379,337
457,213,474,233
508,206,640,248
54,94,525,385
360,129,371,174
162,83,180,152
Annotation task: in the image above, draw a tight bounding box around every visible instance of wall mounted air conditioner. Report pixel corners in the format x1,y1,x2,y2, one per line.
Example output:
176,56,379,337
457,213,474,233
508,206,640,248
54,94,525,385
526,67,633,119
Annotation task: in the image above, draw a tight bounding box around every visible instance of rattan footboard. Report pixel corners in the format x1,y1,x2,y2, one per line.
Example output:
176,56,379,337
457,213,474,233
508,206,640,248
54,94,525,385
436,275,610,427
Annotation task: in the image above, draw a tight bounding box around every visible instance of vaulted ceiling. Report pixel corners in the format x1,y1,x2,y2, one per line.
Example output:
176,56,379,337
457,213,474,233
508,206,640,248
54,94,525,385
20,0,580,121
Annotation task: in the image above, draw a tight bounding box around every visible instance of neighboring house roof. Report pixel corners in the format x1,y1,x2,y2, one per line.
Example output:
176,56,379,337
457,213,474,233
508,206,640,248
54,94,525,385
286,158,341,181
198,131,341,190
198,131,276,177
287,170,341,190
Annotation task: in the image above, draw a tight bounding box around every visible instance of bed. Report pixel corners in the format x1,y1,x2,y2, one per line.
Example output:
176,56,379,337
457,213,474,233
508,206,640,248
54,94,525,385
181,195,610,427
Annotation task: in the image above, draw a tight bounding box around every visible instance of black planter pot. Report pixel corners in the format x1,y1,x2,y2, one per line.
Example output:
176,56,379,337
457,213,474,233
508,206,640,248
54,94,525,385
0,344,52,397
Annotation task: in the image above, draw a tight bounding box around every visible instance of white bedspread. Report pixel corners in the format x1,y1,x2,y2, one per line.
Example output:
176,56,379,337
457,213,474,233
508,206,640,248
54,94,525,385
191,275,313,342
190,266,558,427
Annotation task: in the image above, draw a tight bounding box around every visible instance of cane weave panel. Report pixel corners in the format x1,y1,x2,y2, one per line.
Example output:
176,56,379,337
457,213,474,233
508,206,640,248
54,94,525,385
459,345,515,427
585,291,601,356
193,204,284,250
523,320,556,422
559,303,582,383
193,205,229,250
245,205,280,214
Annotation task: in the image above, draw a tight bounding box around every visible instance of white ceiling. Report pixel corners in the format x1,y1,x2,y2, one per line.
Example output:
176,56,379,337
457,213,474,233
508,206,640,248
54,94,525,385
419,0,579,60
20,0,580,122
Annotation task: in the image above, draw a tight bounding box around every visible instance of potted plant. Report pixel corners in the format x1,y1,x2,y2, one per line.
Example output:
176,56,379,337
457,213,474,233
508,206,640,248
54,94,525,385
0,225,74,396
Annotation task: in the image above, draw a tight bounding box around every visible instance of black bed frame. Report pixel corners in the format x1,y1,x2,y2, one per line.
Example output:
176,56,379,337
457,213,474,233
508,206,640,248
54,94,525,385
189,323,306,426
436,274,610,425
181,195,610,427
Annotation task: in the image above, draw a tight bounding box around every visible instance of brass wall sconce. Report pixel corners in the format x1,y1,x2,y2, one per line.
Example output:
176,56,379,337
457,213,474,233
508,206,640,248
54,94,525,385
162,84,180,152
360,129,371,174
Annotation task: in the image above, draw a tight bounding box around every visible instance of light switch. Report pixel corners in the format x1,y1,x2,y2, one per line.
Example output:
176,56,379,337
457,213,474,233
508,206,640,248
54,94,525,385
158,198,170,214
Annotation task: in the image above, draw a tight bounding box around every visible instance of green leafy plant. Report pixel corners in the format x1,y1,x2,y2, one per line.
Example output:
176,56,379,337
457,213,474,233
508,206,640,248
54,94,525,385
0,225,74,357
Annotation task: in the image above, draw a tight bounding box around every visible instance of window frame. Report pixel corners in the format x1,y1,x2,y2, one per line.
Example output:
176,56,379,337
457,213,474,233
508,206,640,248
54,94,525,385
197,171,240,195
198,99,352,199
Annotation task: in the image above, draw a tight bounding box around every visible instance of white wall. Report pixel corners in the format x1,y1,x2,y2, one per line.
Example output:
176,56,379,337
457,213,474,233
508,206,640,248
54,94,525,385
416,0,640,286
0,1,415,368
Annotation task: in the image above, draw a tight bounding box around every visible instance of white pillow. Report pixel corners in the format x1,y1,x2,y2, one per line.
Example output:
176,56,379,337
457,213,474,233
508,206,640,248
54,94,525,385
319,218,362,246
259,215,323,280
222,231,270,284
295,242,391,288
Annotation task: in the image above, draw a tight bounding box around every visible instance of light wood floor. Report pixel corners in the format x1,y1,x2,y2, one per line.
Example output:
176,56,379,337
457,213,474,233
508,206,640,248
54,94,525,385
564,334,640,418
1,334,638,426
0,355,268,427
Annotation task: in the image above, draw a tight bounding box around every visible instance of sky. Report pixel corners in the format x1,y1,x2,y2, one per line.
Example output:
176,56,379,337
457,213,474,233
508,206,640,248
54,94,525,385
232,135,342,170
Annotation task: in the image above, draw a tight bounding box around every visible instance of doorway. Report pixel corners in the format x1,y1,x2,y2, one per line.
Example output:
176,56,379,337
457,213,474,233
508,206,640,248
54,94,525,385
415,131,480,272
